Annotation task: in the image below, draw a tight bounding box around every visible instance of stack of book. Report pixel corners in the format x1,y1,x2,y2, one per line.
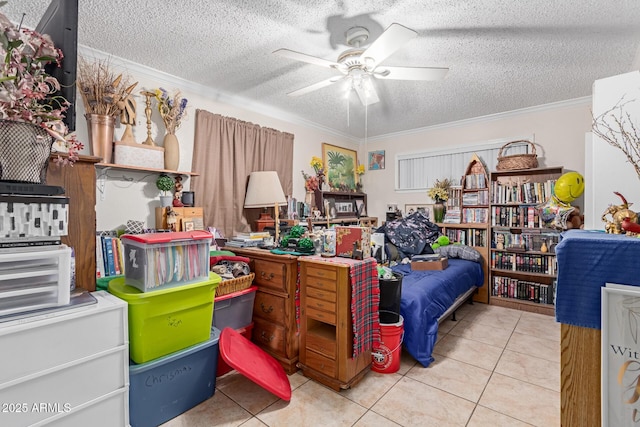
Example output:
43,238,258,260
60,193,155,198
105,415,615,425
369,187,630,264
226,231,271,248
96,233,125,279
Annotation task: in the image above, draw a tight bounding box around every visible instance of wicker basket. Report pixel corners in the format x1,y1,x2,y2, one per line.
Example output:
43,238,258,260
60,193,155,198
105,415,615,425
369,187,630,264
215,272,255,297
496,140,538,171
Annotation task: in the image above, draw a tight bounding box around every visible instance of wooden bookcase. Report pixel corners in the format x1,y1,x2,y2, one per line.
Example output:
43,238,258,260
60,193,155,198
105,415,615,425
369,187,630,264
489,166,563,315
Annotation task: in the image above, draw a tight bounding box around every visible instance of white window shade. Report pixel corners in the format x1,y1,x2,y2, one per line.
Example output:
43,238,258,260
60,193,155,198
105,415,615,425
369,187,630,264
396,138,532,191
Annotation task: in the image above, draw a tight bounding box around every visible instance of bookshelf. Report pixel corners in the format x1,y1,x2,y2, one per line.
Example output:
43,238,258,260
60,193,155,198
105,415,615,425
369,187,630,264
489,166,563,315
438,154,490,303
438,223,489,303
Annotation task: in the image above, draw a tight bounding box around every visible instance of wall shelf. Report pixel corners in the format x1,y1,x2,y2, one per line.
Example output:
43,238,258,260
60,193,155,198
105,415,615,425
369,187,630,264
96,162,199,176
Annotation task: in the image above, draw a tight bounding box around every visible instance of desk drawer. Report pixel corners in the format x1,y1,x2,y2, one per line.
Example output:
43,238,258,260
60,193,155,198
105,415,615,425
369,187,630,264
305,276,337,293
306,265,337,281
305,306,336,325
306,286,336,303
306,296,335,313
305,349,336,378
252,317,286,355
253,259,286,293
253,291,285,325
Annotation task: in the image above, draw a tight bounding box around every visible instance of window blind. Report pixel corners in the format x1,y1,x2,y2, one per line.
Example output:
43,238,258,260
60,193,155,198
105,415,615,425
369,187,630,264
396,139,532,191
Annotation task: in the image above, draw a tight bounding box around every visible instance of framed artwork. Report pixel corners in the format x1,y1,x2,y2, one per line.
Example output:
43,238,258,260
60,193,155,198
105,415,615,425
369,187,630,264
355,199,367,217
404,204,433,220
322,143,358,191
368,150,385,170
182,219,195,231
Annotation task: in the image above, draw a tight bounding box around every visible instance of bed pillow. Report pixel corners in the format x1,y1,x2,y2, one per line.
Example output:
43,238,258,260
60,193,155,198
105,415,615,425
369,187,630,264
435,244,482,262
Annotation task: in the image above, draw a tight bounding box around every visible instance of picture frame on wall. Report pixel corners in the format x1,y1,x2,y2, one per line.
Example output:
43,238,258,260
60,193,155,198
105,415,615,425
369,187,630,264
368,150,385,170
404,204,433,220
322,143,358,191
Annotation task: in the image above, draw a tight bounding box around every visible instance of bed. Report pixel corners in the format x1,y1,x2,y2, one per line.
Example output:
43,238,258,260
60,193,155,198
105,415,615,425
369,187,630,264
377,212,485,367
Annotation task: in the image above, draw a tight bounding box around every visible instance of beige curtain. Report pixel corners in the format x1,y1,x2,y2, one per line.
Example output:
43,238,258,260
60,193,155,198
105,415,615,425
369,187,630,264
191,109,294,238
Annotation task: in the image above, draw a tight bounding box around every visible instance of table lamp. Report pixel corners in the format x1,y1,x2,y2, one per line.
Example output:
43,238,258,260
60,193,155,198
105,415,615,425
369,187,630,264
244,171,287,243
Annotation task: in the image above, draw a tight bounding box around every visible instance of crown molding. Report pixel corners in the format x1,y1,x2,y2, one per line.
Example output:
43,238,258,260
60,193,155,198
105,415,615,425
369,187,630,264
78,45,359,144
365,96,592,142
78,45,590,146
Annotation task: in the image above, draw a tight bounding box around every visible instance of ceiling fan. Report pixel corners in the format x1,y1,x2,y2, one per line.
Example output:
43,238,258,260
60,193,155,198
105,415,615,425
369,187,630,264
274,23,449,106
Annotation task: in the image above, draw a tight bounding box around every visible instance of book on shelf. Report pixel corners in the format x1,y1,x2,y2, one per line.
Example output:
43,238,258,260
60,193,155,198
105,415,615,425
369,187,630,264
443,210,461,224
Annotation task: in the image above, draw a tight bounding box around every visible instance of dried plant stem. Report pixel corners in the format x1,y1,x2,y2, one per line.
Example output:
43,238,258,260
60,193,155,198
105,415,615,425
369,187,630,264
592,97,640,181
77,57,137,117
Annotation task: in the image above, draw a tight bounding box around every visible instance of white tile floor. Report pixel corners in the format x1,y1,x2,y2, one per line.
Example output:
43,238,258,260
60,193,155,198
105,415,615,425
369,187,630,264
162,302,560,427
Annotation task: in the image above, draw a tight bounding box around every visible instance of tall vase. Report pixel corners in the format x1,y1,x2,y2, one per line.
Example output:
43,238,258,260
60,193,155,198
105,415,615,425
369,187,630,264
0,120,53,183
433,201,446,224
163,133,180,171
85,113,115,163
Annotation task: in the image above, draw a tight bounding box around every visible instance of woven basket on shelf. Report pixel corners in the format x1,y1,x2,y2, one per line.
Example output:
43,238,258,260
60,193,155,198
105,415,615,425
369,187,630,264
215,272,255,297
496,140,538,171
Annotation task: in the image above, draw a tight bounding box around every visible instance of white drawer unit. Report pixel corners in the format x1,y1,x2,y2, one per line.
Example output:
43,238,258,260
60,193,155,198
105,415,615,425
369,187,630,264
0,291,129,427
0,245,71,317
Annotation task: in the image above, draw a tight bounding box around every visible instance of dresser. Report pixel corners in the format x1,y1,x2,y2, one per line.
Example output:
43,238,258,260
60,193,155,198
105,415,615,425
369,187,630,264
297,257,373,391
0,291,129,426
225,247,299,374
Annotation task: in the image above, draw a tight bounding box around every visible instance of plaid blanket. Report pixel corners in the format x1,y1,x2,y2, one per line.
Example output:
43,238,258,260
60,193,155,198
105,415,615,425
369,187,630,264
304,256,380,357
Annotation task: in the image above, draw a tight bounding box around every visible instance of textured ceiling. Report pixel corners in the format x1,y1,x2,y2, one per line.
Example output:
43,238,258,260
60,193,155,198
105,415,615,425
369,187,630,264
4,0,640,138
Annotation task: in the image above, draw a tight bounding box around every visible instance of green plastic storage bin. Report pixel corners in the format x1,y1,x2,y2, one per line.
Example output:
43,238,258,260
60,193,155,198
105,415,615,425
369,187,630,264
108,272,221,364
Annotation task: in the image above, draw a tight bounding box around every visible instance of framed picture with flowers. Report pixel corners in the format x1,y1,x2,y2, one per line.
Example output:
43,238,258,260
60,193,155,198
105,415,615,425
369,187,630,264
322,143,358,191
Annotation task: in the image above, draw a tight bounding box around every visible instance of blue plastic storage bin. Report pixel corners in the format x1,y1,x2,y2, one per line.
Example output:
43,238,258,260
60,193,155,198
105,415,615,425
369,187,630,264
129,327,220,427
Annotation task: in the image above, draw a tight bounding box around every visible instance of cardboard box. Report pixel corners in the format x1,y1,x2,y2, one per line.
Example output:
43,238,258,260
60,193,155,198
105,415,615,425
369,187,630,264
411,257,448,270
114,141,164,169
335,226,371,259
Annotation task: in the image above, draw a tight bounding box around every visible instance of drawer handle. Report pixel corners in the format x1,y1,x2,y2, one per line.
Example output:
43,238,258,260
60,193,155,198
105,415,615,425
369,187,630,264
260,303,274,314
260,331,275,342
261,271,275,281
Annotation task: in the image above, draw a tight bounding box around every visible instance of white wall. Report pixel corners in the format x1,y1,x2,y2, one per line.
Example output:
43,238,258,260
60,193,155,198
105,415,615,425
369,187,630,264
77,47,604,232
587,71,640,230
76,48,356,231
360,99,593,222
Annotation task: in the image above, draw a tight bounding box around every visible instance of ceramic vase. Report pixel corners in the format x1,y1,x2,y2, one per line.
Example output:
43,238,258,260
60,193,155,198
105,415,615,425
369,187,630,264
433,202,446,223
159,195,173,207
0,120,53,183
85,113,115,163
163,133,179,170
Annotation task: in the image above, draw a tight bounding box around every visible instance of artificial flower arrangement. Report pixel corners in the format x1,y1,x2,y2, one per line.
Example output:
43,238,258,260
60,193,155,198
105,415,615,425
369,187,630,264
356,164,365,175
428,178,452,203
310,156,324,175
0,12,83,164
154,88,188,134
301,170,319,192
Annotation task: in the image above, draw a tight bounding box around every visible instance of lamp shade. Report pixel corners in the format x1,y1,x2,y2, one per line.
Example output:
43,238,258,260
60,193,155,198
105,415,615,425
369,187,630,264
244,171,287,208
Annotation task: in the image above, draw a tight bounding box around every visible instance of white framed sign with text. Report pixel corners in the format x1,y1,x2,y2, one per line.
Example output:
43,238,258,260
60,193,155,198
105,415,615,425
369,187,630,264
602,283,640,426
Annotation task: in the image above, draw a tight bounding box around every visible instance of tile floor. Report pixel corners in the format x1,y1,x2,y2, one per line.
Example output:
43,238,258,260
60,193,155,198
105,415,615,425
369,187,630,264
162,302,560,427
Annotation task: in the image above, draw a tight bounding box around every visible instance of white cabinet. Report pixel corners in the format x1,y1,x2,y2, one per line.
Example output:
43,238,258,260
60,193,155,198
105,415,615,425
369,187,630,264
0,291,129,427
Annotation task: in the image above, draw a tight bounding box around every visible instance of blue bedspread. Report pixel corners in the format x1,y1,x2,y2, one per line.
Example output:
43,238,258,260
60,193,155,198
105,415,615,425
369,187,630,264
391,259,484,367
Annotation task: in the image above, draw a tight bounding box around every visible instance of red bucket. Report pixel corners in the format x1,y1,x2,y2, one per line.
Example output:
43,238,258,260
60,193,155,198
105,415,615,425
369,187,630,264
371,314,404,374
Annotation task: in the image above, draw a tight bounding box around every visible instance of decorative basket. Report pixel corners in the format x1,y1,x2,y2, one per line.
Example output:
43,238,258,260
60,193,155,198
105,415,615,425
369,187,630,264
215,272,255,297
496,140,538,171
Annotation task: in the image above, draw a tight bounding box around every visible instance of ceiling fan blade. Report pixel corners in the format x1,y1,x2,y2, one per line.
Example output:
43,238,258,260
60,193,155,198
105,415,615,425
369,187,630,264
360,23,417,69
353,76,380,106
374,66,449,81
287,76,345,97
273,48,339,69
